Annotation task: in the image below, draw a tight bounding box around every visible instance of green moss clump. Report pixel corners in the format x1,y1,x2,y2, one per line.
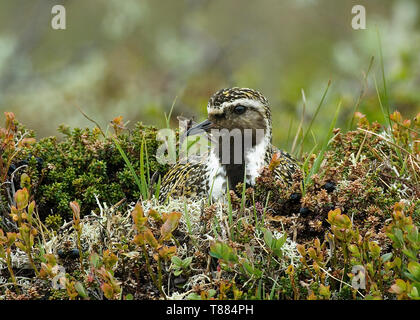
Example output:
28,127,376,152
11,122,170,222
45,214,63,231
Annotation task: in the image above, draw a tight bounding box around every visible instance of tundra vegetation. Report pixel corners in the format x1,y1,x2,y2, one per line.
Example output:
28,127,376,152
0,99,419,300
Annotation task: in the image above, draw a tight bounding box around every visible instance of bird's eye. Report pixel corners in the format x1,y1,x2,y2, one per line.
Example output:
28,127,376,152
233,106,246,115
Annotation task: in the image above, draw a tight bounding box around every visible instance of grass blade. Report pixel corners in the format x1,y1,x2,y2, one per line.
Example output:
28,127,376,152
303,100,341,194
301,80,331,150
111,135,143,196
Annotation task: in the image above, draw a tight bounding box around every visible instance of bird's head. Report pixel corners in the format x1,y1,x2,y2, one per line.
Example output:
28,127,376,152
187,87,272,140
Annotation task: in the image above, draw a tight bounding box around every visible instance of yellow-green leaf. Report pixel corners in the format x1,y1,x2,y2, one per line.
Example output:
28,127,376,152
160,211,182,241
15,188,29,210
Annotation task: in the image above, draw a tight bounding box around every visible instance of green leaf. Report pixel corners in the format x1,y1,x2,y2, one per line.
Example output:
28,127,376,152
208,289,217,298
274,233,287,249
209,241,238,263
187,292,202,300
348,244,360,257
408,287,419,299
393,257,402,269
263,229,273,248
89,252,102,268
395,279,407,291
407,261,420,282
319,284,331,299
402,249,417,261
381,252,393,263
368,241,381,258
242,261,263,278
171,256,182,267
182,257,193,268
75,281,89,299
393,228,404,247
407,226,419,243
27,201,35,218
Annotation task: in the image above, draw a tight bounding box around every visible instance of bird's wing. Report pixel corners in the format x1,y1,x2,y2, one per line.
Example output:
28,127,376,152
159,157,208,202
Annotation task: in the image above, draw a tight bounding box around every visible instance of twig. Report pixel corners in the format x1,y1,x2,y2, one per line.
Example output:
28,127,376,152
358,128,416,158
74,105,106,138
319,266,365,299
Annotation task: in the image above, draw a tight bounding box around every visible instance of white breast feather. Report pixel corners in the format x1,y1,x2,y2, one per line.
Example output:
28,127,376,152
207,151,226,201
245,135,269,185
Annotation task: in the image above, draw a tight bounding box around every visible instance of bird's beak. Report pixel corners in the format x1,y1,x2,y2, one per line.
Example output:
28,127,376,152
186,119,214,136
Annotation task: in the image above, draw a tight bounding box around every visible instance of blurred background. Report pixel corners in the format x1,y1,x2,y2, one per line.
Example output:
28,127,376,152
0,0,419,151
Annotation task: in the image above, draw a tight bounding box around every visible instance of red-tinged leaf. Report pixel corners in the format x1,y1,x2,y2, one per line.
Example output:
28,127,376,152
112,116,124,126
389,279,406,295
296,244,306,257
143,229,159,249
18,138,36,147
133,234,145,246
4,112,15,130
389,284,403,295
402,119,411,128
21,212,28,220
15,188,29,210
96,267,112,281
39,263,50,278
327,208,341,223
160,211,182,241
354,111,365,119
70,201,80,221
103,250,118,270
101,283,114,299
268,152,281,171
158,245,177,259
6,232,17,246
148,209,161,222
111,116,125,134
390,111,402,123
131,203,145,225
44,253,57,266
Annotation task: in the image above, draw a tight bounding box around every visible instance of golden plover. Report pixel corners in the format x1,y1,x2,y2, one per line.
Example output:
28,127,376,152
159,87,299,202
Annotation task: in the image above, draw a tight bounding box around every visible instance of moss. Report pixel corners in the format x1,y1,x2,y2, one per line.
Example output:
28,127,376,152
45,214,63,231
1,111,419,301
2,121,170,223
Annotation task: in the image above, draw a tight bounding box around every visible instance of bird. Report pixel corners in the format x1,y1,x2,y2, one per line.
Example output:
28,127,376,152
159,87,299,202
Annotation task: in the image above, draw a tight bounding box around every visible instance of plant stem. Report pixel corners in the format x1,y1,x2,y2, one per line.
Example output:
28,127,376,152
26,249,39,276
6,251,20,293
157,257,167,300
141,244,155,281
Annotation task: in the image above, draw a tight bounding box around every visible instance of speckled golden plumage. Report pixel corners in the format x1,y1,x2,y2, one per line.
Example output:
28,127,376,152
159,87,299,202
